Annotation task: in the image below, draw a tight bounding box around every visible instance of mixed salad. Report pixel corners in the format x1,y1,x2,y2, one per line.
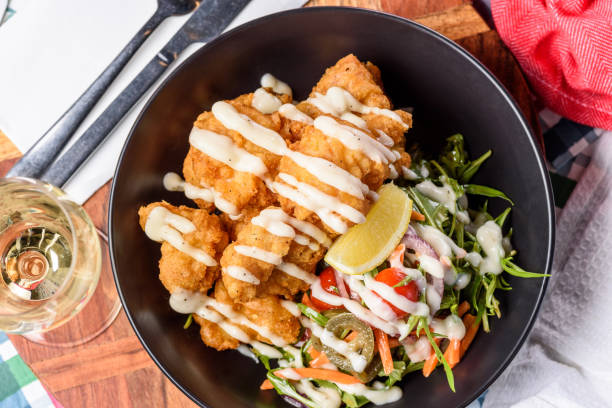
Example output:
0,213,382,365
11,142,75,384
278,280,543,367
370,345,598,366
191,135,548,407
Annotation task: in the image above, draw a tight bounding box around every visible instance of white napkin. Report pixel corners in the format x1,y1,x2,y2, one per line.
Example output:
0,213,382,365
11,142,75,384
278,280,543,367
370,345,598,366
0,0,306,204
483,130,612,407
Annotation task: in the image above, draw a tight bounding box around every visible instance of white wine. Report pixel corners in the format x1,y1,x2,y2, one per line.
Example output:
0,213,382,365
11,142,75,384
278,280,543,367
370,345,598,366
0,178,101,334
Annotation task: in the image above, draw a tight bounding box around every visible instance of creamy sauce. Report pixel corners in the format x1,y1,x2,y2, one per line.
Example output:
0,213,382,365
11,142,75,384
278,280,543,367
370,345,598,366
260,73,292,96
375,130,394,147
363,274,429,316
251,340,283,359
234,245,282,265
454,272,471,290
237,345,258,362
403,335,431,363
144,206,217,266
413,223,467,259
476,220,505,275
278,103,314,124
340,112,368,129
417,254,445,279
163,172,239,216
313,116,396,164
225,265,261,284
402,167,419,180
189,127,268,178
431,314,466,339
280,300,301,317
335,382,402,405
252,88,282,114
465,252,483,267
294,234,319,251
169,288,288,346
275,173,365,232
251,208,331,248
388,164,399,179
277,262,316,284
307,87,408,128
212,101,287,156
296,379,342,408
301,318,368,372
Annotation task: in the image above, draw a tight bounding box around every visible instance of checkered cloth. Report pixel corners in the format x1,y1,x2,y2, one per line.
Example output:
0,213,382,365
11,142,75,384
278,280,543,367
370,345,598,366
0,333,56,408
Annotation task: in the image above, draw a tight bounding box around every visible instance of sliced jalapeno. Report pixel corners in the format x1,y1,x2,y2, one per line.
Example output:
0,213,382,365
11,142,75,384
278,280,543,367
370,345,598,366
321,313,375,373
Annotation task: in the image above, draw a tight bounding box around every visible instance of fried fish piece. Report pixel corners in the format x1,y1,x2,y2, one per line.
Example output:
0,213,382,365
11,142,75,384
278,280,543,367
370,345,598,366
194,281,301,350
182,92,291,218
138,201,228,294
220,212,292,302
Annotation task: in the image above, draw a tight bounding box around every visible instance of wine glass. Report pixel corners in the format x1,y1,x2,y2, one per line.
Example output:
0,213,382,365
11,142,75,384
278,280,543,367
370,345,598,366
0,177,121,346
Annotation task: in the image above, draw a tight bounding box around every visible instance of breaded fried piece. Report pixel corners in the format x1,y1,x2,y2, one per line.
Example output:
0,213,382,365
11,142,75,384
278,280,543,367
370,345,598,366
194,281,301,350
182,92,287,217
258,239,324,299
220,215,292,302
274,119,386,235
138,202,228,293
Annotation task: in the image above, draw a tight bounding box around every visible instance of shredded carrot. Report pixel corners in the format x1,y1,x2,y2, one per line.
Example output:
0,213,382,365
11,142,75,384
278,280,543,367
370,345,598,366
422,338,441,378
308,345,322,359
260,379,273,390
443,338,461,368
411,211,426,221
460,314,480,358
388,338,401,348
457,301,471,318
309,352,332,368
344,331,359,342
301,293,319,312
389,243,406,265
373,328,394,375
276,367,362,384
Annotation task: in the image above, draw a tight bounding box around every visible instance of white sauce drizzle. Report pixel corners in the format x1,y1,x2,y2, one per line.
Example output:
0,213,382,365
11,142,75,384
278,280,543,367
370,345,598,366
402,166,419,180
169,289,288,346
277,262,316,284
278,103,314,124
163,172,239,217
296,379,342,408
251,341,283,359
252,88,282,114
415,178,470,223
251,208,331,248
465,252,483,267
144,207,217,266
237,345,258,362
454,272,471,290
418,254,445,279
431,314,466,339
234,245,282,265
335,382,402,405
225,265,261,285
260,73,292,96
403,336,431,363
307,87,408,128
413,223,467,259
363,274,429,316
314,116,396,164
301,318,368,372
281,300,301,317
189,127,268,178
375,130,394,147
476,220,505,275
388,164,399,179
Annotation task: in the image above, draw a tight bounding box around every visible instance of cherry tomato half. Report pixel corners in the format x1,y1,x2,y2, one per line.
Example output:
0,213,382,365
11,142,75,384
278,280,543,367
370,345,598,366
310,267,346,311
373,267,419,318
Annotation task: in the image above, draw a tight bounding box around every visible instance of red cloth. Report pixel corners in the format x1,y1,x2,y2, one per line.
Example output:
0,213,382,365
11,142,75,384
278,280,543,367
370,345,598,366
491,0,612,130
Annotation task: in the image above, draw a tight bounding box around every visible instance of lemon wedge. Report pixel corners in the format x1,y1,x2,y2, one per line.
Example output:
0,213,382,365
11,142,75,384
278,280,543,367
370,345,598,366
324,183,412,275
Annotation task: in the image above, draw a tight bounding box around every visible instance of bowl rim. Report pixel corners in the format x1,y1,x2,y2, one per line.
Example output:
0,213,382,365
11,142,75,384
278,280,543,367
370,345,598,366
108,6,555,408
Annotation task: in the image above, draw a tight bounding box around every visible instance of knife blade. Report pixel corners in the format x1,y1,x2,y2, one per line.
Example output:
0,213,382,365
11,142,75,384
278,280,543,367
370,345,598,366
14,0,251,187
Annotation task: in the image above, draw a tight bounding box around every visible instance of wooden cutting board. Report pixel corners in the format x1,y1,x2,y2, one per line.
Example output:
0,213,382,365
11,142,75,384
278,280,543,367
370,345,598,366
1,1,539,406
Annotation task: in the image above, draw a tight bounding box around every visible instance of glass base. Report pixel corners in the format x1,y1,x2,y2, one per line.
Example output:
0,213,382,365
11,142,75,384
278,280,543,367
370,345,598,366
23,229,121,347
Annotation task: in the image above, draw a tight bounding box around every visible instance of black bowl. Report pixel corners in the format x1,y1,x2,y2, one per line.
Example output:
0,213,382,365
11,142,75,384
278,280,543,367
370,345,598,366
109,7,554,408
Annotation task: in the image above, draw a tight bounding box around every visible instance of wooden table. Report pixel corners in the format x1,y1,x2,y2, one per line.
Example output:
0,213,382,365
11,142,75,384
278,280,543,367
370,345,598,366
0,1,539,406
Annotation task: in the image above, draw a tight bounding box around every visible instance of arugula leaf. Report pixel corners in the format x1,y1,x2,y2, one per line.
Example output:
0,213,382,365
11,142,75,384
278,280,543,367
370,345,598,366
384,361,406,387
393,276,413,288
298,303,329,327
404,187,441,229
301,338,313,366
464,184,514,205
501,257,550,278
495,207,512,227
460,150,492,183
421,319,456,392
403,361,425,375
183,314,193,329
252,348,271,370
342,392,370,408
267,373,318,408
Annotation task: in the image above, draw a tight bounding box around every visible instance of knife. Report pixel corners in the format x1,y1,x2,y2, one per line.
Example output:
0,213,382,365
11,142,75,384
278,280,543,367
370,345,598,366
26,0,251,188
